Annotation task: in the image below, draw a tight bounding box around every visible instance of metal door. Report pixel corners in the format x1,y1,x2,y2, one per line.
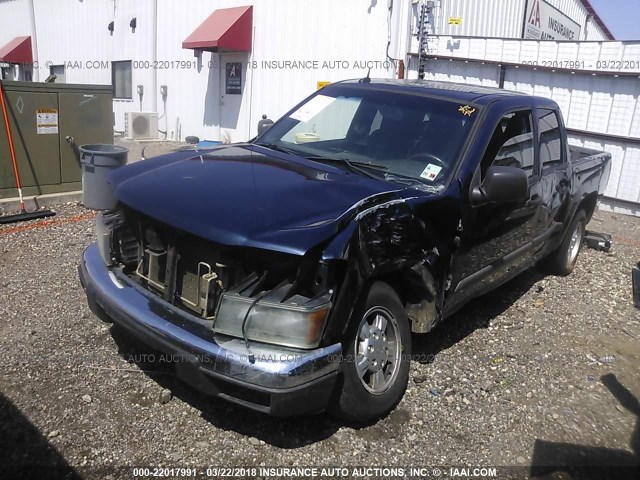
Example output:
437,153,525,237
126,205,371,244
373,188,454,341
219,55,248,143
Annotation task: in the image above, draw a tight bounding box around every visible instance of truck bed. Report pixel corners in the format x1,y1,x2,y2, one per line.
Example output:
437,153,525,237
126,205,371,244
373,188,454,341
569,145,612,198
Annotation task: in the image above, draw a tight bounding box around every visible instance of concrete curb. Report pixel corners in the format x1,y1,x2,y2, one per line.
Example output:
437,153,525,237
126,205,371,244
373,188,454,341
0,191,83,215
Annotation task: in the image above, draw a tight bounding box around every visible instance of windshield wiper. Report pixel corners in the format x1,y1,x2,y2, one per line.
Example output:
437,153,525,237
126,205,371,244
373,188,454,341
382,172,444,192
306,156,388,179
383,172,425,184
256,143,300,156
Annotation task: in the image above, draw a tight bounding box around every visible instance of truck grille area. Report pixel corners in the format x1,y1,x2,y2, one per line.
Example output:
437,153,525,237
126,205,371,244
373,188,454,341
110,207,320,322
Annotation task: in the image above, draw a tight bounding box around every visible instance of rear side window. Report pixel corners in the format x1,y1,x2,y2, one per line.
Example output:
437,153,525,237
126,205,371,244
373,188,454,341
538,109,564,169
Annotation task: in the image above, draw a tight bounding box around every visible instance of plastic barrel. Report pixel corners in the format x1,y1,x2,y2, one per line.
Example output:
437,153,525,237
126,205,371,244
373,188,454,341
633,262,640,309
80,144,128,210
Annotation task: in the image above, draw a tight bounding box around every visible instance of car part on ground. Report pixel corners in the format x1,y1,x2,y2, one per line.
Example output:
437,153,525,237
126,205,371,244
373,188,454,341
584,230,612,252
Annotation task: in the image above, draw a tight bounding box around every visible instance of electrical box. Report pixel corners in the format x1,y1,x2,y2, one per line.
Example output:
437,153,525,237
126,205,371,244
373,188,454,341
0,80,113,199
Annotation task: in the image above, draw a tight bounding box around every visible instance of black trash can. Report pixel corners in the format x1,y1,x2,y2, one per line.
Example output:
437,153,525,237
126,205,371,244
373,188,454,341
80,144,128,210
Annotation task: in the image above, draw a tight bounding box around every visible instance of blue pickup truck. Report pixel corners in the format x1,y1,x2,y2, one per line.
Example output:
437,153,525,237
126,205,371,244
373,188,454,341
79,80,611,423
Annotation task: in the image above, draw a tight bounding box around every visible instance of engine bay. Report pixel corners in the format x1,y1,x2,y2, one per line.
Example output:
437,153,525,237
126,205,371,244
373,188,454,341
103,207,336,349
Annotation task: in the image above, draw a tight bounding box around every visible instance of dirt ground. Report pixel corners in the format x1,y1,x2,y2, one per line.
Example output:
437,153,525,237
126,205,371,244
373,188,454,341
0,202,639,480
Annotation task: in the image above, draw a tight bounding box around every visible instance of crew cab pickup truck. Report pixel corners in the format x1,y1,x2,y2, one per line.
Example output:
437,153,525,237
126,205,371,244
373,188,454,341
79,80,611,423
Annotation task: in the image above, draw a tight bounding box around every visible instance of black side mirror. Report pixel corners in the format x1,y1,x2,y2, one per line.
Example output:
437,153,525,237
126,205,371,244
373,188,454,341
471,166,528,205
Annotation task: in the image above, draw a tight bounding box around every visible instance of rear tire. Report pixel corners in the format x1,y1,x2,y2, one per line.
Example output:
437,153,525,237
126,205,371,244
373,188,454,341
540,210,586,276
330,281,411,424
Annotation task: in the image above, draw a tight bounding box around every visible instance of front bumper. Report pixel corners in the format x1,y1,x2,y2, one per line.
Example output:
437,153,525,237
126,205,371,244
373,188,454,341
78,242,341,415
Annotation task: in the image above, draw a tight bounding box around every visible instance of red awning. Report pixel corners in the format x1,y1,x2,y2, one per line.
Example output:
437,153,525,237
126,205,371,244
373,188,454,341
182,6,253,53
0,36,32,64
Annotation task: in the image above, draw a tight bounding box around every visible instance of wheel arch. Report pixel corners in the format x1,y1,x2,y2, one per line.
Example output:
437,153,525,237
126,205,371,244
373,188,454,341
375,264,441,334
577,191,599,223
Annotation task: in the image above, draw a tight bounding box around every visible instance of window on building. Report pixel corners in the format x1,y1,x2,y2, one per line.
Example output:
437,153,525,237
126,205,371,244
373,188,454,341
538,109,564,169
112,61,132,99
49,65,65,83
481,110,536,179
0,65,10,80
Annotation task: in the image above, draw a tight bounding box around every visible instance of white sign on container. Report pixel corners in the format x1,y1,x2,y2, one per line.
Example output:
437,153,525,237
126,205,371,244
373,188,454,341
36,108,58,134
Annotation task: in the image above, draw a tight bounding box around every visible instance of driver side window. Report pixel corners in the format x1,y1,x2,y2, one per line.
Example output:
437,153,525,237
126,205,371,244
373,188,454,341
480,111,535,179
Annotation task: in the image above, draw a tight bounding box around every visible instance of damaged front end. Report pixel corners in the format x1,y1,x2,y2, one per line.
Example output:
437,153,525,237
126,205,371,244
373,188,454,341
97,207,337,350
83,187,451,416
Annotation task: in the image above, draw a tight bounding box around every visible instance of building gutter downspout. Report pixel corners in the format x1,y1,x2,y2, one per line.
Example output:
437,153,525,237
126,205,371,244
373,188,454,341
27,0,39,81
404,0,413,78
520,0,529,38
151,0,158,113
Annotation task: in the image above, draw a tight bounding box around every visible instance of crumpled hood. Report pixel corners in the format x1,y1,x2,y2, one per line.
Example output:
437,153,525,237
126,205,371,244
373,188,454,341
110,145,403,255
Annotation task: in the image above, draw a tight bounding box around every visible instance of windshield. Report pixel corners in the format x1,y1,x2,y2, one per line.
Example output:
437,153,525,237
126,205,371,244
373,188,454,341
256,84,478,186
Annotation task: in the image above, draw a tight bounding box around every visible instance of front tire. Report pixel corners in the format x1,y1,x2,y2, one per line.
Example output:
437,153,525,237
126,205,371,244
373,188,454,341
541,209,587,276
330,281,411,423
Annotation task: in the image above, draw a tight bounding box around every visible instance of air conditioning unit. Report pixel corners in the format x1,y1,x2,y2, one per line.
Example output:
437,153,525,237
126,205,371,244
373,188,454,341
125,112,158,140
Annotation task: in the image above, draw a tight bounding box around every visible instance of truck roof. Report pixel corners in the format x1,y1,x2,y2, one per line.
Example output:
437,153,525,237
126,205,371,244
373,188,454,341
338,78,556,108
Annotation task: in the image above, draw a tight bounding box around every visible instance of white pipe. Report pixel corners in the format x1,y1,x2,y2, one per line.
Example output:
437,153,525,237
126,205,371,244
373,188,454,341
27,0,39,81
405,0,415,76
151,0,158,112
247,25,256,138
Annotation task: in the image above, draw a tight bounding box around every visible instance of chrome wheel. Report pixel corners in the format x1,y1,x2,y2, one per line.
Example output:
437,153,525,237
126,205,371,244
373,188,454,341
355,306,402,395
567,221,585,265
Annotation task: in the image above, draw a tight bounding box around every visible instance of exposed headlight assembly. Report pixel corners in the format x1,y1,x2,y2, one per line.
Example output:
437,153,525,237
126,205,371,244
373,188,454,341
214,280,331,349
95,211,120,266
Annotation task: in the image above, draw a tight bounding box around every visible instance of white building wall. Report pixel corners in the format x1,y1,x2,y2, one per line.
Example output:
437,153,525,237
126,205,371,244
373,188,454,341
431,0,528,38
2,0,403,141
545,0,609,40
33,0,111,86
584,16,608,41
0,0,32,46
32,0,159,126
415,58,501,87
568,134,640,214
0,0,34,79
504,67,640,208
154,0,400,142
153,0,217,141
2,0,614,140
408,39,640,214
428,0,610,40
248,0,398,138
504,68,640,139
418,36,640,74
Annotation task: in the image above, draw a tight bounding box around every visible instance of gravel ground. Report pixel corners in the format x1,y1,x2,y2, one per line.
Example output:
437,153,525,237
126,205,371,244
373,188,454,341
0,204,639,479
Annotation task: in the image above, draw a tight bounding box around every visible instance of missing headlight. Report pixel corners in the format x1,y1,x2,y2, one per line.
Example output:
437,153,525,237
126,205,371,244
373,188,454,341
95,210,122,266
